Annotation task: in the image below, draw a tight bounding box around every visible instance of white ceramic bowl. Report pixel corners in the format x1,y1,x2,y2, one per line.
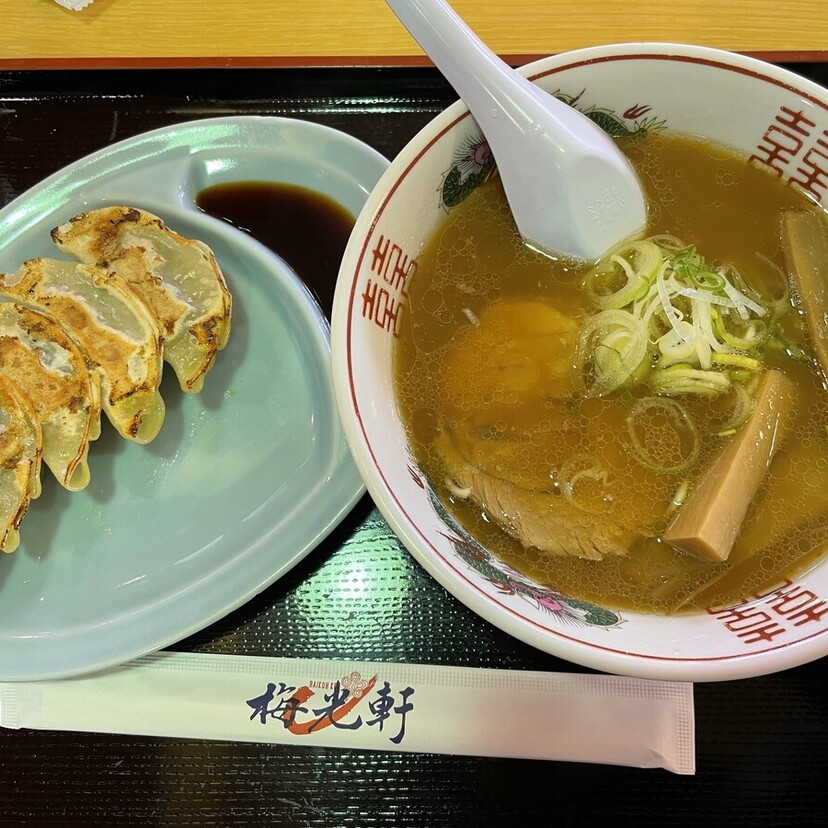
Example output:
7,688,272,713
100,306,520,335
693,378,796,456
332,44,828,681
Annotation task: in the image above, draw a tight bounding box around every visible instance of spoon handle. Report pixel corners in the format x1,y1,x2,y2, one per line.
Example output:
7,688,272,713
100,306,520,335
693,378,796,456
386,0,646,260
386,0,570,135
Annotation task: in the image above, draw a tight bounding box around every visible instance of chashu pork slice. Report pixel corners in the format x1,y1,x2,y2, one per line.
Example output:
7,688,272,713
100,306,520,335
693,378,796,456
0,303,101,491
434,297,628,558
0,258,165,444
0,376,43,553
434,427,633,561
52,206,232,393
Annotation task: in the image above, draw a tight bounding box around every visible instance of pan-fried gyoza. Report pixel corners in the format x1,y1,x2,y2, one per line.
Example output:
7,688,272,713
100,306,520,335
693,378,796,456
0,258,165,443
52,206,232,393
0,303,101,492
0,376,42,553
0,206,233,552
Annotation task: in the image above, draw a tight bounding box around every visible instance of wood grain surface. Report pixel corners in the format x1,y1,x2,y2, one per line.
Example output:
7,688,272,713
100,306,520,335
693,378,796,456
2,0,827,68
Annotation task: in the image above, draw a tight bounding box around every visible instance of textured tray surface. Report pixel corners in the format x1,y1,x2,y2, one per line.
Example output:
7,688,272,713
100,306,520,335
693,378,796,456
1,67,828,825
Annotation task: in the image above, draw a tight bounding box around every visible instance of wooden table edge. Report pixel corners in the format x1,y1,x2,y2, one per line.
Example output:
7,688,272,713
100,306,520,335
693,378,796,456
1,51,827,71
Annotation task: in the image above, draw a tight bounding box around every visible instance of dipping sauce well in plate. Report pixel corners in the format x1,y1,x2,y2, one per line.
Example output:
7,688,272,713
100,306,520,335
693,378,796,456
197,181,355,320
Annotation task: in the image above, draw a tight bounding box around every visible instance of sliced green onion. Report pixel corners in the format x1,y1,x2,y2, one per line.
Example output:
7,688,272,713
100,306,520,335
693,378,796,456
719,264,768,319
727,368,754,384
753,252,791,319
711,352,762,371
583,240,662,309
558,453,612,514
651,234,689,253
689,268,726,292
666,479,691,516
676,286,735,307
649,364,732,397
767,328,813,364
656,261,690,341
625,397,700,474
576,309,649,395
719,381,754,432
712,308,767,350
578,234,782,402
657,317,712,370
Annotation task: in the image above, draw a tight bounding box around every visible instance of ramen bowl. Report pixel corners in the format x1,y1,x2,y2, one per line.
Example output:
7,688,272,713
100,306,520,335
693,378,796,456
331,43,828,681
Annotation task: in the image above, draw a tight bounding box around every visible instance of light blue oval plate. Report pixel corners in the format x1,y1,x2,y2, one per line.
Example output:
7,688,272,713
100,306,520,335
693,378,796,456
0,116,388,681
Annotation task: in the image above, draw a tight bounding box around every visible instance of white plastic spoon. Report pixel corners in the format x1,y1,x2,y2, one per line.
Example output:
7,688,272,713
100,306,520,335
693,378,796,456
386,0,647,261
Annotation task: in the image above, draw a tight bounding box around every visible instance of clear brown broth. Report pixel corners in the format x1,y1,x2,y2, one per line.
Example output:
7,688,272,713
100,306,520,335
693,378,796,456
394,132,828,614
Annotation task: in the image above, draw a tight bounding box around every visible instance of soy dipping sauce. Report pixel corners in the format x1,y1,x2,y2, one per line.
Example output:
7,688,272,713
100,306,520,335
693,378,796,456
196,181,355,320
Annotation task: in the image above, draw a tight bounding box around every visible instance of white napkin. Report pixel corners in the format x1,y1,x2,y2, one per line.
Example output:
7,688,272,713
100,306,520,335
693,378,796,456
0,651,695,774
52,0,95,9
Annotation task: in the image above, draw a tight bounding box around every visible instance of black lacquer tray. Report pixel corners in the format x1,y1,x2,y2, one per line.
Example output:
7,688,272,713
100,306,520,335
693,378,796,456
1,65,828,826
